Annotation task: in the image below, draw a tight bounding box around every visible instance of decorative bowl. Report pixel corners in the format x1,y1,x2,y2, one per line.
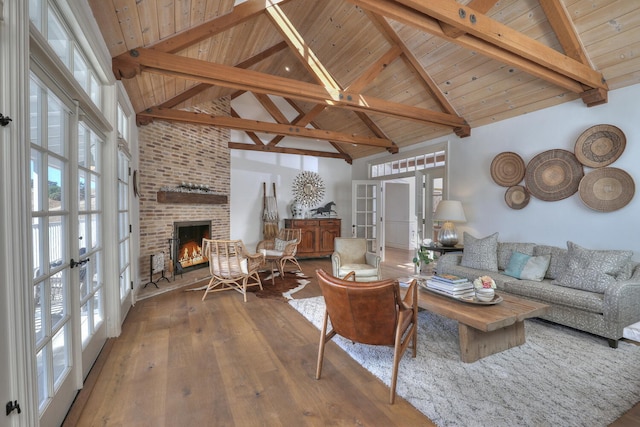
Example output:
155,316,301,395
476,288,495,302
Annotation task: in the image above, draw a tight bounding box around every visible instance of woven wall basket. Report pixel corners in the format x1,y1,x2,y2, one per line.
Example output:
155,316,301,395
505,185,530,209
525,149,584,201
574,124,626,168
490,152,526,187
578,167,635,212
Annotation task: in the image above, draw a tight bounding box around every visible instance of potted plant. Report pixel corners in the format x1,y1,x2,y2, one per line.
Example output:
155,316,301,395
413,246,437,275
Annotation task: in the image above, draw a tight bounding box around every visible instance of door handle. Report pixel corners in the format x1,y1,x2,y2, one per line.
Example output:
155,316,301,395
70,258,90,269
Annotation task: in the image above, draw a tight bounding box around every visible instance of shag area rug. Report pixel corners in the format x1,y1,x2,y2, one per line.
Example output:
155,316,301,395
290,296,640,427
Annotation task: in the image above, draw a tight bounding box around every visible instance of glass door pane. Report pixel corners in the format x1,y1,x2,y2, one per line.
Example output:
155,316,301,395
118,151,132,303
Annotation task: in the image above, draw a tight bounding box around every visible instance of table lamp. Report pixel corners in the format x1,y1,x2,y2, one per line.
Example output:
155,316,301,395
433,200,466,247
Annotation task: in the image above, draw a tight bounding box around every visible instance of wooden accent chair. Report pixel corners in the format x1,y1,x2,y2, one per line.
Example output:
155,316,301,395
256,228,303,278
331,237,381,281
315,269,418,404
201,239,264,302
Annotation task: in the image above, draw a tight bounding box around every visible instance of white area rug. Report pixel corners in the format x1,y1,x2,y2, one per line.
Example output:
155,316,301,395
290,296,640,427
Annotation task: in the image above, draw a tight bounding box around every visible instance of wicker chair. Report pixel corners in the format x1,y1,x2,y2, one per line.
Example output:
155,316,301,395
256,228,303,278
201,239,265,302
315,269,418,404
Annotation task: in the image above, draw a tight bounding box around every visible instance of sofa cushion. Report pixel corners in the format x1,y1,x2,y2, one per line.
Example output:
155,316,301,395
461,232,499,271
497,242,536,270
552,241,633,293
533,245,568,280
501,279,605,314
504,252,550,281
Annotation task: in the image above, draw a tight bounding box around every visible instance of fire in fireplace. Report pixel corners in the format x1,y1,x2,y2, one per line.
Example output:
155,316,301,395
173,220,211,272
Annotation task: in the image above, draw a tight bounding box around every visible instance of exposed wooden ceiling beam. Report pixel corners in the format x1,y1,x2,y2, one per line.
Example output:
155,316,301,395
539,0,592,66
147,42,289,113
136,108,395,148
150,0,293,54
264,3,405,151
228,142,352,163
392,0,607,90
347,0,607,105
114,48,470,132
230,108,264,146
346,45,403,93
438,0,498,38
366,12,459,116
285,99,357,160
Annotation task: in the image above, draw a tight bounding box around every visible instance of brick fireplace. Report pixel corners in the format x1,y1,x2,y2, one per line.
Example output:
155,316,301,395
137,99,231,285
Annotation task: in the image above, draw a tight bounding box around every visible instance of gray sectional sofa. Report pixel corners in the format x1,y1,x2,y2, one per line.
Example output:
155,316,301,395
436,233,640,348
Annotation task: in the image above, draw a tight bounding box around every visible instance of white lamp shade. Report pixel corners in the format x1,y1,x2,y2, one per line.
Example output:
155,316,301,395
434,200,467,223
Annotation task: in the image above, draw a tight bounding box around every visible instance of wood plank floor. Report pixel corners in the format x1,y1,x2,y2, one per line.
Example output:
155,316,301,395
65,248,639,426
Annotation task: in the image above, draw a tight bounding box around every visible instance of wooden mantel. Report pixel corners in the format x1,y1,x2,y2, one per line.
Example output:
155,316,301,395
157,191,228,204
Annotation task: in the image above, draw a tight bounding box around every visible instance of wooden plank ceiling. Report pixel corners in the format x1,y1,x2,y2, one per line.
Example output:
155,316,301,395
90,0,640,163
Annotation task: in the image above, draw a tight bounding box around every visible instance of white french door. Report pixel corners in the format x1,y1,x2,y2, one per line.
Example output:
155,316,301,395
415,170,444,245
352,180,384,260
117,149,133,308
30,74,106,426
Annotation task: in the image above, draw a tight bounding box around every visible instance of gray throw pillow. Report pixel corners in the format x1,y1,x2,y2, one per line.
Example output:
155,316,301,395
461,232,499,271
533,245,568,280
552,241,633,293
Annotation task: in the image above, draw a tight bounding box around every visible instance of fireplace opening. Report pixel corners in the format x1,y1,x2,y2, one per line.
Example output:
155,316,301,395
173,220,211,273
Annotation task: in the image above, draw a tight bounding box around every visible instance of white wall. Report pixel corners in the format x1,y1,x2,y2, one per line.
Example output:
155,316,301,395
230,150,352,250
357,83,640,261
384,181,415,250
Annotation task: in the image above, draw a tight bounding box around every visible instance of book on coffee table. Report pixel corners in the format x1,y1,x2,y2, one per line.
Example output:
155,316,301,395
433,274,468,284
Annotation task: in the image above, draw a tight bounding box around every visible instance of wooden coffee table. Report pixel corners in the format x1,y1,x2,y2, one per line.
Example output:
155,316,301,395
414,287,549,363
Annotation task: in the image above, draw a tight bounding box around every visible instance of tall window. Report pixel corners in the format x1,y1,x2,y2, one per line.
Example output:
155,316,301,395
30,0,102,106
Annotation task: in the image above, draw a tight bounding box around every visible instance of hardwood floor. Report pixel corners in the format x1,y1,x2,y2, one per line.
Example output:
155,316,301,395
64,248,639,426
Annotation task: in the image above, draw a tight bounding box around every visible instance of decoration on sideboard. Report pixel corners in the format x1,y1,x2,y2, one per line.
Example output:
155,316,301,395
310,201,337,217
291,171,325,207
291,201,305,219
489,124,634,212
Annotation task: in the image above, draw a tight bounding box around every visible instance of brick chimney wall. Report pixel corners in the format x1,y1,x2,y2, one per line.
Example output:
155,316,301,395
137,99,230,283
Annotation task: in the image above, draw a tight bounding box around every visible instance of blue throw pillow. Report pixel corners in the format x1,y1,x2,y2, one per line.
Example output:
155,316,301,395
504,251,550,281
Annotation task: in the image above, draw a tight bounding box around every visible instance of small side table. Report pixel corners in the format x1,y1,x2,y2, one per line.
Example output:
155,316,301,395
421,244,464,257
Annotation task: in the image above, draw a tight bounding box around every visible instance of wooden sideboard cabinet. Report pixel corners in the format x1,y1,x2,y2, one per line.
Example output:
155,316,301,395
284,218,341,258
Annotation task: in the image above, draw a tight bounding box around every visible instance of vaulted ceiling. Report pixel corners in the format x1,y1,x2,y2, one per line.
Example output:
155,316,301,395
89,0,640,163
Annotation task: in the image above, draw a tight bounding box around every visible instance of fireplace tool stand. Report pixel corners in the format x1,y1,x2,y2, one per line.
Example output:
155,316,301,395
144,253,170,288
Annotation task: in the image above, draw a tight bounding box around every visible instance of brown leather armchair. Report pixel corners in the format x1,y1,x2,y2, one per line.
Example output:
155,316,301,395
314,269,418,404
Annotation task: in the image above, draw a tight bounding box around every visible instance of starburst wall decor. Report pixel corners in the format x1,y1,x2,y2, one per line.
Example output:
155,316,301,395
291,171,325,207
